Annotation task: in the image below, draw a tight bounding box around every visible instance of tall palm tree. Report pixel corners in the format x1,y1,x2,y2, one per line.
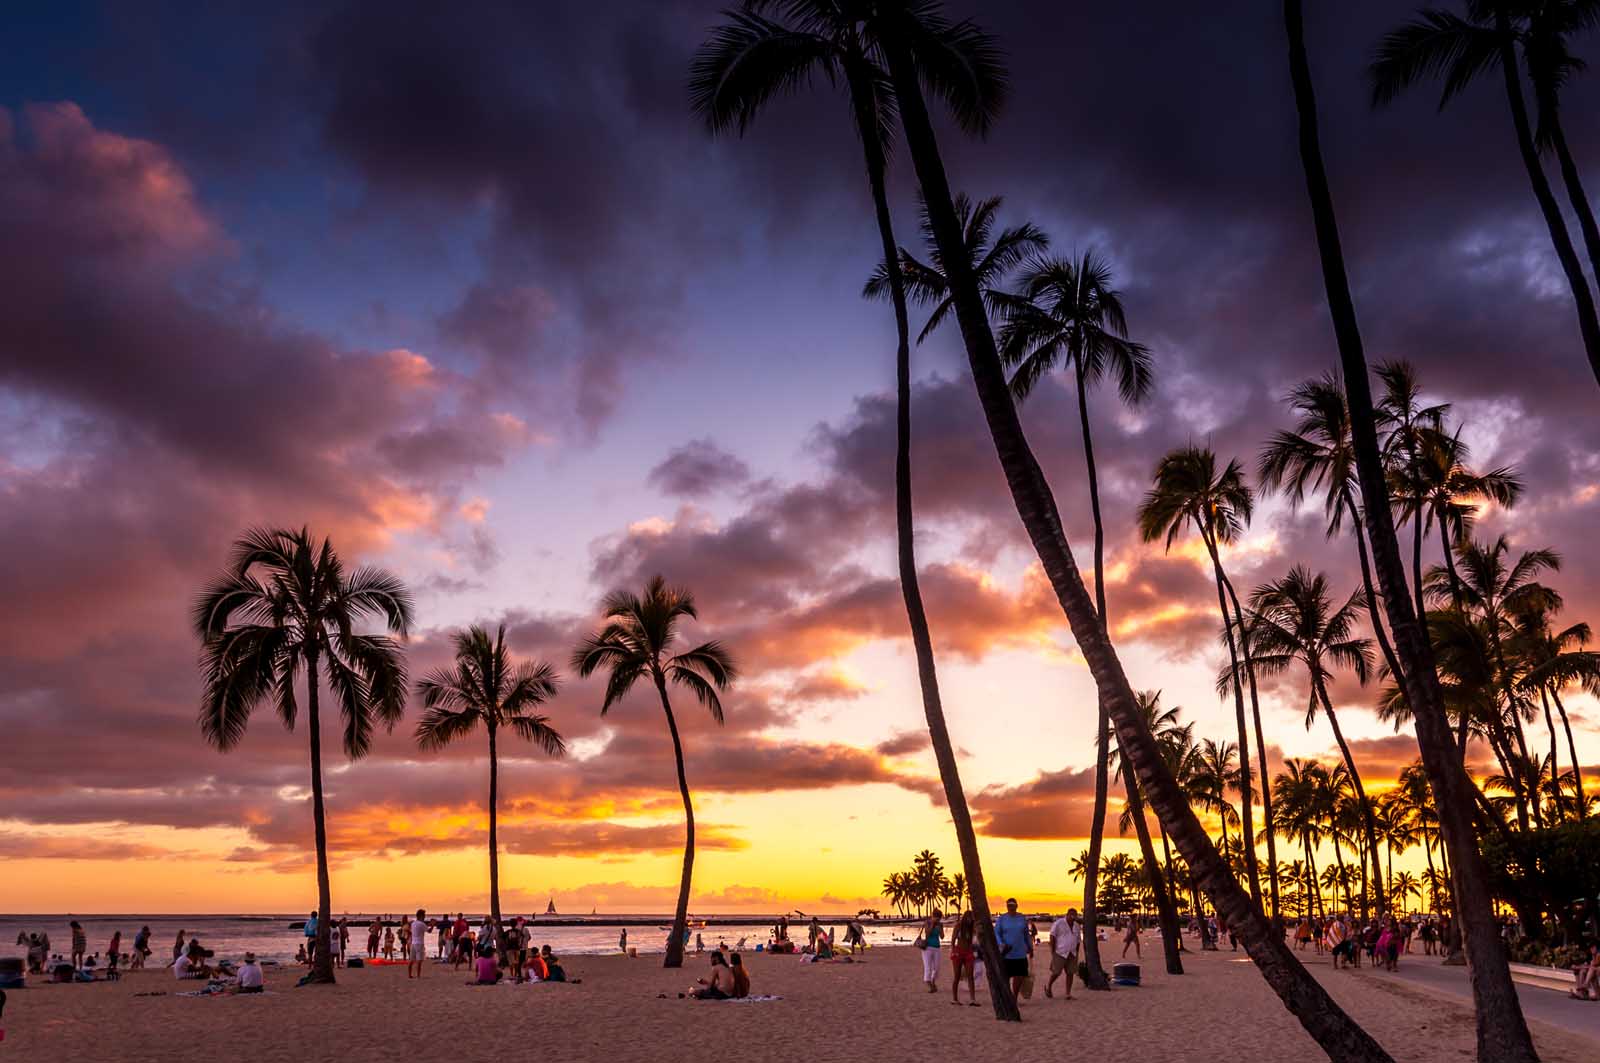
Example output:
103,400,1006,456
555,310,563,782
1284,2,1537,1054
690,0,1019,1018
1195,738,1243,857
1106,690,1185,971
829,4,1393,1054
1520,0,1600,287
1514,601,1598,816
1393,431,1522,616
1259,373,1405,685
1000,250,1180,976
414,625,566,937
1272,760,1331,920
864,192,1047,342
571,576,736,969
193,527,411,985
1138,447,1272,912
1246,567,1385,915
1374,363,1449,620
1371,2,1600,391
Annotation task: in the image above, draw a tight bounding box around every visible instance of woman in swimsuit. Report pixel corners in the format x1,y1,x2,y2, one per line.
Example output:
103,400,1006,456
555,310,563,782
949,911,977,1006
1122,916,1140,959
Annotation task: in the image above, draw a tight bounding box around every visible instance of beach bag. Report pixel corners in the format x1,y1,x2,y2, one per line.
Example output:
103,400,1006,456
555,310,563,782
347,957,364,968
1018,974,1035,999
913,934,925,950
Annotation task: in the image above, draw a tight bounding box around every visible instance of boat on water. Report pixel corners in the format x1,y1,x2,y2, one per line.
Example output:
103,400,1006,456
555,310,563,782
545,897,557,916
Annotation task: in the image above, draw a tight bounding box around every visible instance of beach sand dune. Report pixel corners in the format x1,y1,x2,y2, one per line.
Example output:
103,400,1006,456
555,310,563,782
3,946,1592,1062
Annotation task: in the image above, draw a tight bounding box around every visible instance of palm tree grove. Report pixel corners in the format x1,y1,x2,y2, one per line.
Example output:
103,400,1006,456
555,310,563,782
9,2,1600,1062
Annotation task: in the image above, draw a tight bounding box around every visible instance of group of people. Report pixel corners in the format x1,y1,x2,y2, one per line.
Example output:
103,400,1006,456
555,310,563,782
914,898,1078,1006
1293,914,1422,971
688,949,752,999
13,922,163,979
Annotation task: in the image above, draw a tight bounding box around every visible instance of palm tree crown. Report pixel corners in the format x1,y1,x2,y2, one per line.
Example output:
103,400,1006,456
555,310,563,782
1000,249,1152,404
416,625,566,756
1138,446,1254,551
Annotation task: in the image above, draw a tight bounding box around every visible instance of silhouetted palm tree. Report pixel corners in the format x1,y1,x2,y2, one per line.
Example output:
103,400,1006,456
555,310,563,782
1393,431,1521,612
1372,1,1600,391
1374,362,1449,619
1284,1,1537,1053
690,0,1019,1017
1513,599,1597,816
194,527,412,985
1139,446,1269,911
1259,373,1405,684
571,576,736,969
807,3,1386,1052
1246,567,1385,914
415,625,565,935
864,192,1047,342
1519,0,1600,287
1000,249,1179,975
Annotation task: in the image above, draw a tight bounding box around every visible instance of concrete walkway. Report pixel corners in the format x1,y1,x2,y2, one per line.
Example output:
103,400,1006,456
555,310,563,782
1338,955,1600,1045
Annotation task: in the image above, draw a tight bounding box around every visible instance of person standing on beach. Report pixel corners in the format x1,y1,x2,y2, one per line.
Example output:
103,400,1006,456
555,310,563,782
1045,909,1082,999
409,909,428,979
949,911,977,1006
1122,915,1140,959
917,909,943,993
368,917,382,959
132,926,150,970
69,921,86,968
994,899,1031,1001
304,911,318,964
172,930,186,963
619,928,628,953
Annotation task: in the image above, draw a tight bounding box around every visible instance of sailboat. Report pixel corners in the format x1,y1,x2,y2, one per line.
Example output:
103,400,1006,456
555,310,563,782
545,897,557,916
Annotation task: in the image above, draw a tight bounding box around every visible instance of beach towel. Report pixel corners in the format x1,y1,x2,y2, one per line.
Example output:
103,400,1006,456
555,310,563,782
722,994,782,1003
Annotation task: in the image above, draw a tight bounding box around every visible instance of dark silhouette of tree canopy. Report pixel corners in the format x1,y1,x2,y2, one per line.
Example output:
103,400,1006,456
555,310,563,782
572,575,736,970
193,527,412,985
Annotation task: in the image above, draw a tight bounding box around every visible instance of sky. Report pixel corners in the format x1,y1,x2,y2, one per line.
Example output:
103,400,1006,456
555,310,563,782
2,0,1598,916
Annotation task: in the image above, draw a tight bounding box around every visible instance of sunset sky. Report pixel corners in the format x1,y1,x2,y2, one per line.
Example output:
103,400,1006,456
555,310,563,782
3,1,1598,915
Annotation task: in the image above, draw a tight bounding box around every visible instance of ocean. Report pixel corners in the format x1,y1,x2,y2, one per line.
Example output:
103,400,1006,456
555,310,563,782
1,914,918,966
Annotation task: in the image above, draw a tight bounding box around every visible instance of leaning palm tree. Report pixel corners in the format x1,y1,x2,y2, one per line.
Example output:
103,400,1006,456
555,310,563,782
1246,567,1385,915
690,0,1019,1018
1519,0,1600,289
1513,600,1597,817
571,576,736,969
1000,249,1179,975
1284,1,1537,1054
1371,1,1600,391
1138,446,1271,912
193,527,412,985
776,2,1391,1054
415,625,566,937
1103,686,1183,973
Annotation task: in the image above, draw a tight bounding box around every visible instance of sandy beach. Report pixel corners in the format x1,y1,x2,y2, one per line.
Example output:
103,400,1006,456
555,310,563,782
4,945,1594,1063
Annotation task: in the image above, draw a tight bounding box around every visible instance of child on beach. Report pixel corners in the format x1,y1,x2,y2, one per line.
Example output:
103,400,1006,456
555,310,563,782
382,925,395,960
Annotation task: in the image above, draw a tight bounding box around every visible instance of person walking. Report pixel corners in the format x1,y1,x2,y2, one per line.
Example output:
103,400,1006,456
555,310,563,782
1122,915,1141,959
949,911,977,1006
1045,908,1082,999
917,909,943,993
408,909,429,979
994,898,1032,1001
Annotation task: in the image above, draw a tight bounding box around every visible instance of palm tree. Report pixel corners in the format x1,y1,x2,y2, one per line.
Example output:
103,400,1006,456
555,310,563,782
1514,600,1598,817
1259,373,1405,685
1374,363,1449,620
810,4,1394,1054
1392,870,1423,914
691,0,1020,1019
1371,2,1600,391
571,576,737,969
1246,567,1385,914
864,192,1047,342
1138,446,1272,912
1520,0,1600,289
1272,760,1331,919
193,527,412,984
415,625,566,938
1284,2,1537,1054
1000,251,1180,975
1195,739,1243,857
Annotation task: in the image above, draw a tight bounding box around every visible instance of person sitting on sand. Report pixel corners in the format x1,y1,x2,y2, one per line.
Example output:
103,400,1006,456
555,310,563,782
472,949,501,985
172,930,187,963
545,954,570,983
692,951,730,999
237,952,264,993
729,953,750,999
295,944,308,965
173,950,211,980
527,946,549,981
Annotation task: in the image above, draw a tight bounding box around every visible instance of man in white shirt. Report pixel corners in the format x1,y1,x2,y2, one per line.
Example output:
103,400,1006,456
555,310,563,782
173,952,211,980
237,952,264,992
408,909,429,979
1045,908,1082,999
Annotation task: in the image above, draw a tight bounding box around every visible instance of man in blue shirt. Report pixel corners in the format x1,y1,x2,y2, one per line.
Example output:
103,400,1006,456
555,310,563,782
993,897,1032,999
304,910,319,964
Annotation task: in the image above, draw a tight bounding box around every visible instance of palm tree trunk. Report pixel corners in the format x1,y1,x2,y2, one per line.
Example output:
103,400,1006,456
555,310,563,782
654,674,694,970
1203,540,1264,910
1550,687,1586,817
1347,497,1405,687
1221,574,1281,918
1317,681,1386,916
1281,3,1536,1056
1121,759,1184,973
1548,115,1600,290
879,23,1391,1058
1075,356,1133,988
305,652,336,985
1493,15,1600,391
852,81,1019,1021
1538,686,1560,821
1412,516,1426,624
487,722,502,957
